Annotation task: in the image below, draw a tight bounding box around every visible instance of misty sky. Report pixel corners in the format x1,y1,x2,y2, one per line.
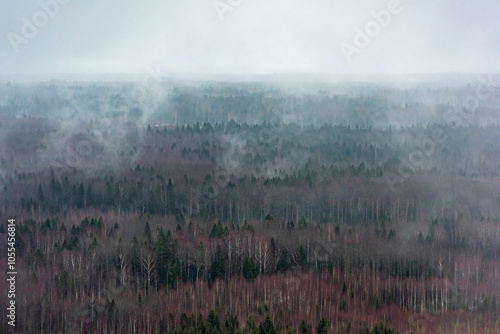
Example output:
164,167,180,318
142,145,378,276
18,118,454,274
1,0,499,76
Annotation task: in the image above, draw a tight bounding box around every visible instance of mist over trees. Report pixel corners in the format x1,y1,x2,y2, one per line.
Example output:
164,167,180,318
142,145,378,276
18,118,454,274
1,79,500,333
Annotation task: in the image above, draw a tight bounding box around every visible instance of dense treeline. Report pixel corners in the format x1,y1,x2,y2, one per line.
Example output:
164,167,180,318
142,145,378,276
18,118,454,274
2,117,500,177
1,81,500,333
6,167,500,226
2,121,500,223
1,209,500,332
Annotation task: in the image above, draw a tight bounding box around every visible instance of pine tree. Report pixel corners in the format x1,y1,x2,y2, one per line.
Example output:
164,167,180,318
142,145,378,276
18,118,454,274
243,256,257,281
207,310,220,332
167,178,176,214
211,245,225,282
277,248,290,272
105,180,114,210
316,318,329,334
298,244,307,268
86,183,94,207
37,184,44,205
144,222,153,247
156,228,168,286
299,320,312,334
210,221,225,238
259,315,276,334
75,183,84,209
298,216,308,228
224,312,239,334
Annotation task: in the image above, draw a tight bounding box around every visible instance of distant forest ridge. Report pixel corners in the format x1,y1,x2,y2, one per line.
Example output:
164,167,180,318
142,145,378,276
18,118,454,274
0,77,498,128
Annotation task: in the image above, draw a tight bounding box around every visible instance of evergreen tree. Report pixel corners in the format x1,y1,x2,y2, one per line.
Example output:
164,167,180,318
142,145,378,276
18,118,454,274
277,248,290,272
316,318,329,334
210,221,225,238
211,245,225,281
243,256,257,281
224,312,239,334
207,310,220,332
147,187,161,215
104,180,114,210
299,320,312,334
259,315,276,334
37,184,44,205
156,228,169,286
75,183,84,209
130,236,141,273
298,244,307,268
298,216,308,228
86,183,94,207
144,222,153,247
180,312,189,331
167,178,176,214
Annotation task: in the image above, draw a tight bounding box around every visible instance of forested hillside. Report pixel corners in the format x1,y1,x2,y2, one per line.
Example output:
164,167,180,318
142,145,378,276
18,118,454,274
1,81,499,333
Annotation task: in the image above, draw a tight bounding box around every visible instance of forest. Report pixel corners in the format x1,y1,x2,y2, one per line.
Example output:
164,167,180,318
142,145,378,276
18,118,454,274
0,79,500,333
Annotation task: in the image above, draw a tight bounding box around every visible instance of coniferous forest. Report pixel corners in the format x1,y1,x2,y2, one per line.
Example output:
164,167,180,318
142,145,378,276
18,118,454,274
1,80,500,333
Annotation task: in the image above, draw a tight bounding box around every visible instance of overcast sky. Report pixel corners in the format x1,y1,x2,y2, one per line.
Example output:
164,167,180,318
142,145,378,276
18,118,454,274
1,0,499,76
